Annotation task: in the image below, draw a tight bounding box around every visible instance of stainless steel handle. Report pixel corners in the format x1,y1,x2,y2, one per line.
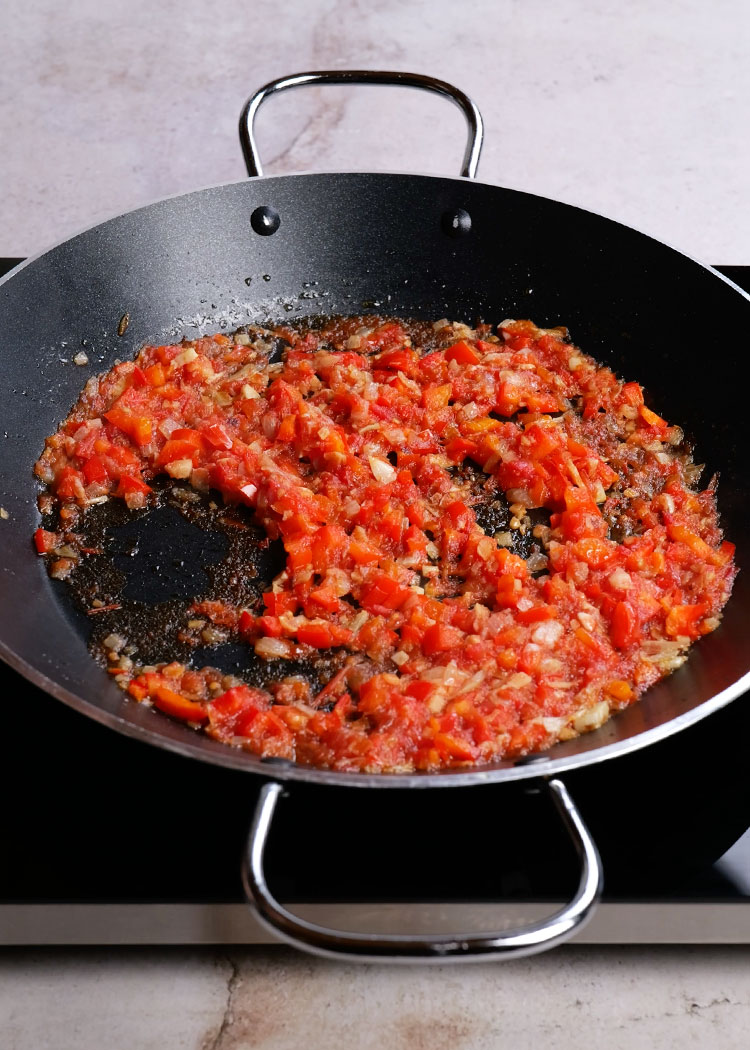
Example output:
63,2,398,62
242,777,603,963
239,70,484,180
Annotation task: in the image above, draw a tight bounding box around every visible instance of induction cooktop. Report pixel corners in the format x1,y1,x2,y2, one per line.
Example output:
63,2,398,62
1,259,749,947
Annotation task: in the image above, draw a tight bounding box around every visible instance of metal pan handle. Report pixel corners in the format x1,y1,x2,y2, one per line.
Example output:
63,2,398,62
239,70,483,180
242,777,603,963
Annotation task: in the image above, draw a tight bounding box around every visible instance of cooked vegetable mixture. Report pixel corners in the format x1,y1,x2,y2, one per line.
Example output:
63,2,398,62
34,316,736,772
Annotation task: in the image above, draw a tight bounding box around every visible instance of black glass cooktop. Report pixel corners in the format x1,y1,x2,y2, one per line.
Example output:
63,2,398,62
1,259,749,918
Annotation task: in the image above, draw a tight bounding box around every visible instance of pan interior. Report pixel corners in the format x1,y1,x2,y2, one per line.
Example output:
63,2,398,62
1,171,749,787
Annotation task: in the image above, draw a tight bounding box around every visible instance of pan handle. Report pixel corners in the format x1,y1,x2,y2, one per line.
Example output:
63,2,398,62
239,70,483,180
241,777,603,963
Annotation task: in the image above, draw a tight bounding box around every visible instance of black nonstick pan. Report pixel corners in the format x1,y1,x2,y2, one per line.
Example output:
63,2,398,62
1,71,749,961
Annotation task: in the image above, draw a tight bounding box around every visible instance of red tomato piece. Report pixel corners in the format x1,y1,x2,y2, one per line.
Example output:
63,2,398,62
445,341,480,365
82,456,108,483
104,406,153,447
34,528,59,554
421,623,464,655
611,601,638,649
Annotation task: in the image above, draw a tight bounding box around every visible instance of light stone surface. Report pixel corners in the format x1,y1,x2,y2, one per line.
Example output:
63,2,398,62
1,0,749,261
2,0,750,1046
2,946,750,1049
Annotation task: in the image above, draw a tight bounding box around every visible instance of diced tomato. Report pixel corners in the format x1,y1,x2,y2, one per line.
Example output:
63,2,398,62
611,601,638,649
445,437,479,463
360,575,410,614
277,416,296,442
104,405,153,447
665,603,706,638
116,475,151,497
516,605,557,625
297,622,352,648
377,347,418,373
208,685,268,735
405,680,434,701
82,456,108,483
421,623,464,655
257,615,283,637
157,437,203,465
638,404,667,428
445,341,480,365
34,528,59,554
144,363,166,386
310,587,341,612
619,382,644,406
422,383,453,412
445,500,472,530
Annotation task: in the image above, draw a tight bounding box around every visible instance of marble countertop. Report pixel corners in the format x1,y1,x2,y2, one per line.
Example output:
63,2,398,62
2,0,750,1047
2,946,750,1049
2,0,749,264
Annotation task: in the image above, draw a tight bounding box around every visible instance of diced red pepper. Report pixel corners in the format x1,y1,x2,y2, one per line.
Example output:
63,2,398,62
665,604,706,639
445,341,480,365
116,475,151,497
82,456,108,484
152,684,208,724
34,528,59,554
257,615,283,637
611,602,638,649
104,406,153,447
360,575,410,613
297,622,352,648
405,680,434,701
421,623,464,655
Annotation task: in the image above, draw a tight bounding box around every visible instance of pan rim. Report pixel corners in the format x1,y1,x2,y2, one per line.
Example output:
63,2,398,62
2,170,749,310
2,634,748,789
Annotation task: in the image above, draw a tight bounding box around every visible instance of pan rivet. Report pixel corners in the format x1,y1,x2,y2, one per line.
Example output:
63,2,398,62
251,206,281,236
441,208,472,238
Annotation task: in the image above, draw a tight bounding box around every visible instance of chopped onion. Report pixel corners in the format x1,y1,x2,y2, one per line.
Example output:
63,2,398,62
368,456,396,484
159,418,180,439
165,458,193,479
573,701,609,733
255,636,292,660
506,488,531,506
531,620,563,646
171,347,198,368
201,626,226,645
349,610,370,633
608,568,632,591
477,537,495,561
